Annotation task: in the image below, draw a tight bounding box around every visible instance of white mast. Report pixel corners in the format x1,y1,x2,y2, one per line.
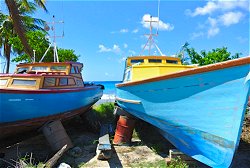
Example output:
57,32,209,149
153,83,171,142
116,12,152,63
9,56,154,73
140,16,164,56
39,15,64,63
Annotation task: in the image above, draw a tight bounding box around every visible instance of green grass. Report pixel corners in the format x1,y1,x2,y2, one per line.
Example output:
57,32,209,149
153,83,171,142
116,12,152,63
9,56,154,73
167,157,189,168
92,103,115,122
13,154,46,168
130,157,188,168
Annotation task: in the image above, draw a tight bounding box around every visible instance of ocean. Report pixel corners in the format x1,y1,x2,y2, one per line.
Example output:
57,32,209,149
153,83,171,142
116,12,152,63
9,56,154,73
87,81,121,104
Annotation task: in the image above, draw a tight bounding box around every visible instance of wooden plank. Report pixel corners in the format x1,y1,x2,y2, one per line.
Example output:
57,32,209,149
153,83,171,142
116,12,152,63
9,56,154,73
97,124,112,160
98,124,111,151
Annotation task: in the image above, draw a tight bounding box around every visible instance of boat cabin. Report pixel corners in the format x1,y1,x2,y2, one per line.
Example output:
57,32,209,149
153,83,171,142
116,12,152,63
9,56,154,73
123,56,196,82
0,62,84,90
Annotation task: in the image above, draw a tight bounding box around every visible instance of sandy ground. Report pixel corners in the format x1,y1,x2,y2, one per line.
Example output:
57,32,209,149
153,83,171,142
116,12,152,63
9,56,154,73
0,116,250,168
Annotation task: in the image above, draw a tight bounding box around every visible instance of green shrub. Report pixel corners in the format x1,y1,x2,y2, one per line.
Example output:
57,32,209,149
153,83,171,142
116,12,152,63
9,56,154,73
93,103,115,121
167,156,189,168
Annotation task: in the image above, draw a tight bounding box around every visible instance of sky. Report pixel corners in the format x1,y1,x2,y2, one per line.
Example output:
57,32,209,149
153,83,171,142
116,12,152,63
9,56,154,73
1,0,249,81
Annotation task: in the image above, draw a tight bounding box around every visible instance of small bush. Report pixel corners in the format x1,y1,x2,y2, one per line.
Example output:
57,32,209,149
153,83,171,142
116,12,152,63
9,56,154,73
93,103,114,121
167,156,189,168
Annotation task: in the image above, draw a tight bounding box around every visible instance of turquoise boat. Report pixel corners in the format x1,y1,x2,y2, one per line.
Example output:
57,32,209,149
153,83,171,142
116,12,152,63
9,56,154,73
116,56,250,168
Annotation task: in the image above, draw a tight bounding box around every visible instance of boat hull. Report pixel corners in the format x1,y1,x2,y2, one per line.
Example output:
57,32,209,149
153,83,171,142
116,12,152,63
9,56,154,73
0,85,103,141
116,58,250,168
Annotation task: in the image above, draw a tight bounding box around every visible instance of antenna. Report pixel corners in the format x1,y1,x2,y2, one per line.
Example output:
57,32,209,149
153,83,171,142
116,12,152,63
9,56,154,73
39,15,64,63
139,16,164,56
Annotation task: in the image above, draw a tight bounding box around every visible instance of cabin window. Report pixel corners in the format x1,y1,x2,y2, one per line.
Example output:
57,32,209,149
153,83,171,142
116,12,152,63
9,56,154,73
68,78,76,85
0,79,8,86
166,60,178,64
16,67,29,74
59,77,68,86
51,66,66,71
70,66,76,74
130,59,144,64
32,66,48,71
44,78,56,87
148,59,162,63
12,79,36,86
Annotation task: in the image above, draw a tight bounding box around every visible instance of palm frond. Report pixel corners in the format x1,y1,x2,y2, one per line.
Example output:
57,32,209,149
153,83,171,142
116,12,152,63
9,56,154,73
34,0,48,12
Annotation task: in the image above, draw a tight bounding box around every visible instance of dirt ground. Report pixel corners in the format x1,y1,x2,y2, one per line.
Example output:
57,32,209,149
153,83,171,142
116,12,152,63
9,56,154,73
0,116,250,168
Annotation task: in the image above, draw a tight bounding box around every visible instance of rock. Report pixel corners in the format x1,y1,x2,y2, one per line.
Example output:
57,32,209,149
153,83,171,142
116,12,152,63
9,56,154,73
68,147,83,158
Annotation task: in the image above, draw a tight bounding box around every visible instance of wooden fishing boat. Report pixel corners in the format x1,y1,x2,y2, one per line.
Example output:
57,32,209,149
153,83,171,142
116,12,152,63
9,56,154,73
115,17,250,167
0,17,104,143
0,61,104,141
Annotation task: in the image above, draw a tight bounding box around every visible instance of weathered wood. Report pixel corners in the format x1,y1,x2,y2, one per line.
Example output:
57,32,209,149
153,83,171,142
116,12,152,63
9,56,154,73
42,120,73,152
45,145,67,168
98,124,112,151
97,124,112,160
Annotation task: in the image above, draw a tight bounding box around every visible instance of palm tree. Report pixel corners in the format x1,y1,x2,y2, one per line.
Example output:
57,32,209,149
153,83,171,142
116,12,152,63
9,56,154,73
0,13,14,73
0,1,45,73
4,0,47,58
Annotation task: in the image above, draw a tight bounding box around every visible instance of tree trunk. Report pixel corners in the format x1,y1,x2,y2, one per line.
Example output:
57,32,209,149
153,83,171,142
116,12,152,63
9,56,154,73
4,42,11,74
5,0,33,58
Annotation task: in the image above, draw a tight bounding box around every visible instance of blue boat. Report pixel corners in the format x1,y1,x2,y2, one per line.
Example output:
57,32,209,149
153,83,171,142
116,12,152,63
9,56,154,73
116,56,250,167
0,61,103,141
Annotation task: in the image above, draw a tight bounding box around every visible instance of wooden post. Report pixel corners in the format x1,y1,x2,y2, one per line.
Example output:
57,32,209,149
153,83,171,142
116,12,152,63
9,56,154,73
42,120,73,152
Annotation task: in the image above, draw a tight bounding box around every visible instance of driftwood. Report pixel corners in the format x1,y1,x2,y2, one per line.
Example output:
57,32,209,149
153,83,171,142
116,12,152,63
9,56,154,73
45,144,67,168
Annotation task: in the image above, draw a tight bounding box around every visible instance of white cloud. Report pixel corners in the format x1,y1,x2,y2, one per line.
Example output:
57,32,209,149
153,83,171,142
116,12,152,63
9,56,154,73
187,0,248,38
98,44,111,52
98,44,121,54
207,17,220,37
120,29,129,33
132,29,139,33
208,27,220,37
123,43,128,48
219,11,244,26
188,0,248,17
141,14,174,31
190,32,205,40
190,1,218,16
128,50,136,55
112,44,121,53
217,0,248,11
